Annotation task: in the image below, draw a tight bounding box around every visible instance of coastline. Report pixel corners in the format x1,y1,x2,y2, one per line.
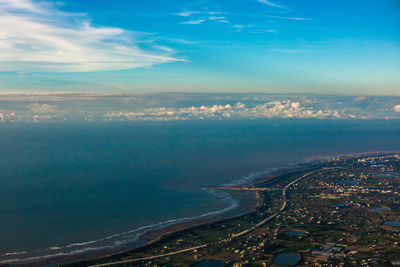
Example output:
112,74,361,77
60,166,318,267
2,165,290,266
4,151,396,266
28,167,307,267
5,188,260,267
138,189,259,244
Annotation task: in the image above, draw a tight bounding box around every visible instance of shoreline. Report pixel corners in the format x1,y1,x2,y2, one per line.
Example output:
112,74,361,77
1,166,292,267
4,188,261,267
25,167,309,267
3,151,397,266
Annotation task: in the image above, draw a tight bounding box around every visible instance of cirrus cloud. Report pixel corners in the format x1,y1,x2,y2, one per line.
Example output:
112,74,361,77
181,19,205,25
0,0,182,72
257,0,283,8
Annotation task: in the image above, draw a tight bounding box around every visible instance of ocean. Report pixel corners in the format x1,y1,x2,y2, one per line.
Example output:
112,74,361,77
0,119,399,263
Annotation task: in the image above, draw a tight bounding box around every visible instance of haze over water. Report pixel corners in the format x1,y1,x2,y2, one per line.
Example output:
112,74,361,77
1,119,399,263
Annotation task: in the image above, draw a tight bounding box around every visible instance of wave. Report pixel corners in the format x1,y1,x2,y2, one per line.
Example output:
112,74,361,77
2,251,27,256
224,169,273,186
0,184,239,264
66,240,98,248
0,245,114,264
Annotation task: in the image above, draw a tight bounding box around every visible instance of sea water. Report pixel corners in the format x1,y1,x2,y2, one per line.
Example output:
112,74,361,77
0,119,399,263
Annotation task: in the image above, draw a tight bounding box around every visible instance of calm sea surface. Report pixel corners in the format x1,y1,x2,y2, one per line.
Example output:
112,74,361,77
0,120,399,262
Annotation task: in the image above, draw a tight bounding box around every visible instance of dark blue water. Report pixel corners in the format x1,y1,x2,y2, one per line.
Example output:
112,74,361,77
284,230,306,237
374,174,395,178
370,206,390,212
384,221,400,227
273,253,302,266
336,181,358,185
0,120,399,263
192,260,225,267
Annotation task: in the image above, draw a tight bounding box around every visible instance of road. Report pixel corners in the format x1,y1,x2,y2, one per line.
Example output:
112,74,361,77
232,170,318,236
225,187,270,191
89,169,320,267
90,245,208,267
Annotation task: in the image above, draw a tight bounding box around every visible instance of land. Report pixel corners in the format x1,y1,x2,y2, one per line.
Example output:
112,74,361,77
52,153,400,266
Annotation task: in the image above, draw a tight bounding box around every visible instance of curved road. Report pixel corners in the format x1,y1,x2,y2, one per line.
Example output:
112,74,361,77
89,169,321,267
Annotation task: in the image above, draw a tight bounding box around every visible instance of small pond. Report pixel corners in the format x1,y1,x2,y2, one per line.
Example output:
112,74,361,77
272,253,301,266
192,260,225,267
330,202,347,208
336,180,357,185
384,221,400,227
370,206,390,212
284,229,306,237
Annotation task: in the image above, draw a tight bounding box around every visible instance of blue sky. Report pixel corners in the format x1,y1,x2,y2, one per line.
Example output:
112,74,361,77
0,0,399,95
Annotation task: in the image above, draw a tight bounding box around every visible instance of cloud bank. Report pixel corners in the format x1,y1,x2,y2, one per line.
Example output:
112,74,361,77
103,101,345,121
0,0,181,72
0,93,399,123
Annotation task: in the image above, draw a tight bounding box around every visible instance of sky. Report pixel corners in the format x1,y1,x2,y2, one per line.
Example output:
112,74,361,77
0,0,399,95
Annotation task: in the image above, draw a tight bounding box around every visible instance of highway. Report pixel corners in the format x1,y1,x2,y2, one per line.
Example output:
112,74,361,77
90,245,208,267
232,170,318,237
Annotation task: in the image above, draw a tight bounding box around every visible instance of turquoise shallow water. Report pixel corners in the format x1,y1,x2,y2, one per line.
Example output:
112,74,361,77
0,120,399,263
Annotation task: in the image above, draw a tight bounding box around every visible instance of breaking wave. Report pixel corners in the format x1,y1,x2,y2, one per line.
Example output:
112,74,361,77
0,183,239,265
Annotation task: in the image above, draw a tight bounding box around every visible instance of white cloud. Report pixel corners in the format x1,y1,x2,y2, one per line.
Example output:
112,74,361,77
166,38,195,45
0,111,20,122
354,96,367,102
286,17,312,21
268,15,311,21
232,24,244,29
217,19,230,24
26,103,57,113
257,0,283,8
1,94,399,123
175,11,201,17
208,16,225,21
0,0,181,72
175,11,223,17
181,19,205,25
175,10,229,25
103,100,348,121
252,29,278,34
0,0,41,12
31,114,52,122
